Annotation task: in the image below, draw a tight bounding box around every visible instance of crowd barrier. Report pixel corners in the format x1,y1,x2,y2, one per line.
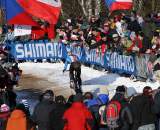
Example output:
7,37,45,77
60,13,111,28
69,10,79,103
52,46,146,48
7,40,153,79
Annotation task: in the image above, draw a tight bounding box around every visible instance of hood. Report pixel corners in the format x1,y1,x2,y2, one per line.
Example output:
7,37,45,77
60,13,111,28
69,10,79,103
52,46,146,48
72,102,85,108
87,99,98,107
97,94,109,105
10,110,26,119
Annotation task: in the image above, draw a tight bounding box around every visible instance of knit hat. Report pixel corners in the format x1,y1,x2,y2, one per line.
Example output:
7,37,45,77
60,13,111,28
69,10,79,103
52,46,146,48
143,86,152,96
0,104,10,112
43,90,54,99
116,85,126,94
112,33,119,38
55,95,66,104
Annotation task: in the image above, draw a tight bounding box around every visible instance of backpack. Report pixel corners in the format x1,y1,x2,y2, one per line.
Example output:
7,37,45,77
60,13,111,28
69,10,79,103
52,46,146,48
106,101,122,129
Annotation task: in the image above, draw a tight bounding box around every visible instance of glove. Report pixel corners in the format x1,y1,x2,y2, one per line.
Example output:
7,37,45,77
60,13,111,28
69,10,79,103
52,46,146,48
63,69,65,73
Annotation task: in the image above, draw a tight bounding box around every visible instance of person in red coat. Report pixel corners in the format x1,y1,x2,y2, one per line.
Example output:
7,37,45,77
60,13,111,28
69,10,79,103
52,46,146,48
63,93,93,130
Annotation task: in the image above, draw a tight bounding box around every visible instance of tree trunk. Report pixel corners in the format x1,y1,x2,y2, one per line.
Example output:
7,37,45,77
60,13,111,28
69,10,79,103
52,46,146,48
77,0,88,17
95,0,101,16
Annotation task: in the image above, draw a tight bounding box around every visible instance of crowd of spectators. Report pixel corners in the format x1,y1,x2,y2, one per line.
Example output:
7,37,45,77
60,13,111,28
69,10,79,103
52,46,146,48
0,11,160,57
56,11,160,56
0,85,160,130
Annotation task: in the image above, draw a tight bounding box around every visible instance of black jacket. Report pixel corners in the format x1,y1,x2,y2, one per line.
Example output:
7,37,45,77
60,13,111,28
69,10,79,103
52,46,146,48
50,103,67,130
130,95,156,130
32,100,56,130
153,91,160,117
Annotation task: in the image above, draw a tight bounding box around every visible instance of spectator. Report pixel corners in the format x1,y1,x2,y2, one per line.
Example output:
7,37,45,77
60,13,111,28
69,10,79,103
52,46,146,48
107,85,133,130
88,94,109,130
32,90,56,130
130,86,156,130
83,92,94,106
50,95,67,130
4,26,15,42
63,93,93,130
142,15,156,41
153,87,160,130
110,33,122,53
128,32,142,53
6,103,34,130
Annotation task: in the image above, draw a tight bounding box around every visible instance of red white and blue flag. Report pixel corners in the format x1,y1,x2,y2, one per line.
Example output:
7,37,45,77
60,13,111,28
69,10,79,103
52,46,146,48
105,0,133,12
6,0,38,26
17,0,61,24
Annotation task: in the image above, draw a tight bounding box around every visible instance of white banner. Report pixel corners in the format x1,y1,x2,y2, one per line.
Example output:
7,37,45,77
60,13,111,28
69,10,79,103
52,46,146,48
14,25,31,36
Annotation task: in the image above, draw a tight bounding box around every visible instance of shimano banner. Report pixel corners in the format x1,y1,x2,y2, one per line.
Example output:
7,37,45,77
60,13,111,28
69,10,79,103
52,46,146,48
104,52,135,74
10,41,64,60
9,41,136,75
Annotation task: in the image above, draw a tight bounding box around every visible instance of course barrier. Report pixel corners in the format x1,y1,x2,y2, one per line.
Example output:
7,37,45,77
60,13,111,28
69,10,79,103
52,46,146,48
7,41,155,79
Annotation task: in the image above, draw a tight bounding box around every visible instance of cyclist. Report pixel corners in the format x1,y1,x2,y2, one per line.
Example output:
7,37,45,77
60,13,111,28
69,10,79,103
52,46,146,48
63,50,82,93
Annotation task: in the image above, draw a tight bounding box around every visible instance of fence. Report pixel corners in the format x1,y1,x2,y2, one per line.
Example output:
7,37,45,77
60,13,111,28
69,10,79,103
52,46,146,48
7,40,154,79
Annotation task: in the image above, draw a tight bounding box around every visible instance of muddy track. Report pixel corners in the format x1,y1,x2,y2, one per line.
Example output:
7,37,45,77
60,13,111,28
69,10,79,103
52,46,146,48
17,74,75,98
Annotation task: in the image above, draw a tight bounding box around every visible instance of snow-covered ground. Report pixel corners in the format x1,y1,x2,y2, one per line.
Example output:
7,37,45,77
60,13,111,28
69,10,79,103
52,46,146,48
19,62,160,98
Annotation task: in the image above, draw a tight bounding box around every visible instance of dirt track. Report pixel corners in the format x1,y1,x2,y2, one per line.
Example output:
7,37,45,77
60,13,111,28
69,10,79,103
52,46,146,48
17,74,75,98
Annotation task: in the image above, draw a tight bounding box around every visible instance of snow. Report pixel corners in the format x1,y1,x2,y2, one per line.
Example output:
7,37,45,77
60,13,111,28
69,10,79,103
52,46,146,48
19,62,160,98
17,62,160,114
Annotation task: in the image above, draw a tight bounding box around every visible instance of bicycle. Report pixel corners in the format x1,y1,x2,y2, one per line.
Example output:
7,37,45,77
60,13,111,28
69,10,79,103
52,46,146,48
70,70,82,94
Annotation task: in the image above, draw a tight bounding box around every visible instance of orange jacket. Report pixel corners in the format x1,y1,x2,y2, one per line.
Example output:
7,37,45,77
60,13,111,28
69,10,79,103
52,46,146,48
6,109,34,130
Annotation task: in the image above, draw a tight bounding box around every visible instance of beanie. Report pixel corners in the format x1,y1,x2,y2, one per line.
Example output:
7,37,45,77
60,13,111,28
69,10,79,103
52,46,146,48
143,86,152,96
43,90,54,100
116,85,126,94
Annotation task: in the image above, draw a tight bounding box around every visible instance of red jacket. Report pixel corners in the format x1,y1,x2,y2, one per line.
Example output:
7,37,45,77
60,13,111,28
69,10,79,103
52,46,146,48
63,102,93,130
128,36,143,52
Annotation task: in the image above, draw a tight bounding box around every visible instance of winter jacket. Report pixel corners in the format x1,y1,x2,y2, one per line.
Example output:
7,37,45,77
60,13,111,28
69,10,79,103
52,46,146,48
32,100,56,130
153,91,160,116
111,93,133,130
128,36,143,52
6,109,34,130
50,103,67,130
63,102,93,130
130,95,157,130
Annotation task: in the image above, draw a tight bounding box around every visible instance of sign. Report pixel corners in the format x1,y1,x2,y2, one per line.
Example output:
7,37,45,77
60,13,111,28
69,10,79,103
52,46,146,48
14,25,31,36
104,52,135,74
9,41,136,75
11,41,63,60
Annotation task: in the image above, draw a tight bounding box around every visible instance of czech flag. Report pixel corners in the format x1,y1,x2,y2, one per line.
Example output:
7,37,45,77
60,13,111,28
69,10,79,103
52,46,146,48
6,0,38,26
17,0,61,25
105,0,133,12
